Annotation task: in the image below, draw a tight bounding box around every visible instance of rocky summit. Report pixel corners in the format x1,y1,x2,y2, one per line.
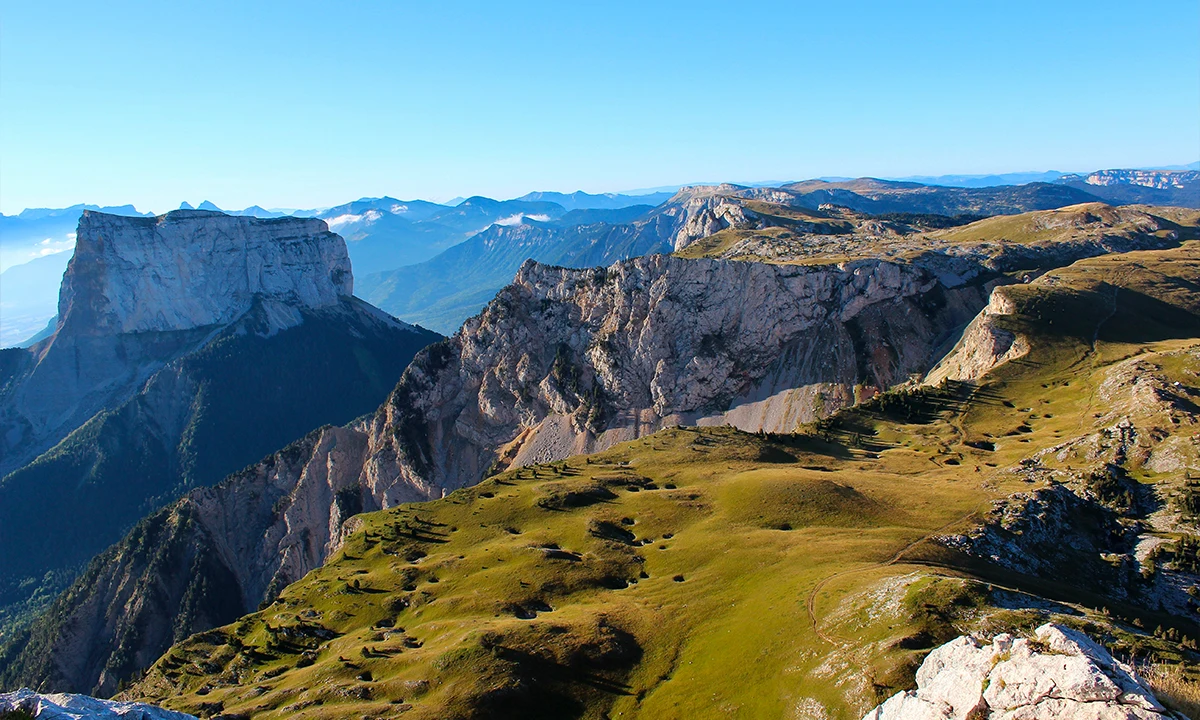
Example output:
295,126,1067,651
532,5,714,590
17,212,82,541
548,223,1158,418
863,624,1173,719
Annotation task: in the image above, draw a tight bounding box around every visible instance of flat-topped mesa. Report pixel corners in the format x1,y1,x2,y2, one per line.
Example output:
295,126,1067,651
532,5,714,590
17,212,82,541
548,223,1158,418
57,209,352,336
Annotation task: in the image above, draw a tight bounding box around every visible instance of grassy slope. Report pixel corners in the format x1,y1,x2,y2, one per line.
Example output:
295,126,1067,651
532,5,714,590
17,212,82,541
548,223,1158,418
132,243,1200,719
926,202,1199,246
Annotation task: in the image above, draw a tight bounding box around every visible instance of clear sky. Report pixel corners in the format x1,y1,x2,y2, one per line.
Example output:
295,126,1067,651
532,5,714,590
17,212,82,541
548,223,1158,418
1,0,1197,214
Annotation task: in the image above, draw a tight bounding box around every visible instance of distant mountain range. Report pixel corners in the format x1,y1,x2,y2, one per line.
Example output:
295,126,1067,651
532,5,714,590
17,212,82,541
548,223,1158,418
515,189,674,210
891,170,1069,187
3,168,1197,346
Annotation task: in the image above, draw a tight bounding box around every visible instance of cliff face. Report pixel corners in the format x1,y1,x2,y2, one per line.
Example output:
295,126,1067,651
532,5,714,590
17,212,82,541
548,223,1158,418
364,255,985,497
57,209,351,336
648,185,762,251
924,288,1028,384
1081,169,1197,191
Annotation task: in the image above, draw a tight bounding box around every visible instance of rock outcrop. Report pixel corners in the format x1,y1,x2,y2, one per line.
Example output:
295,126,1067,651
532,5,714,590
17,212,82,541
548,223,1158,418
652,185,762,251
925,287,1028,384
0,688,195,719
863,623,1172,719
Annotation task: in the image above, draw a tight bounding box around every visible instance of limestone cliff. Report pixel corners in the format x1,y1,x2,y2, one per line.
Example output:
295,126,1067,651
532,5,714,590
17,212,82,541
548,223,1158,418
364,254,984,496
924,288,1028,384
57,209,350,336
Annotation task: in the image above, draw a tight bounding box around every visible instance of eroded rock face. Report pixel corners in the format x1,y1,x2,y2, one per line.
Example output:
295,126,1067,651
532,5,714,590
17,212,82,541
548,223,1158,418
648,185,764,251
862,624,1170,720
0,688,195,719
58,209,351,335
925,287,1028,385
363,254,984,497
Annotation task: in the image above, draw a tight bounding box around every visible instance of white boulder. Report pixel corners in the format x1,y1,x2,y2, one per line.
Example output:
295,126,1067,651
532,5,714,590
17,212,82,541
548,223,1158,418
862,623,1173,719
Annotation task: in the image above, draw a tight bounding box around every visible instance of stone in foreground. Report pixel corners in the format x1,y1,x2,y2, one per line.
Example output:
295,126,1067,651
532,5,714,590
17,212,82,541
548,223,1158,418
0,688,195,719
862,623,1172,719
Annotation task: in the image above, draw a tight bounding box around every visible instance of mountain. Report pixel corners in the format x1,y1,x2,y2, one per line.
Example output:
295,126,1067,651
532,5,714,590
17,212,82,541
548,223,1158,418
9,204,1195,699
176,201,287,218
1056,169,1200,207
315,197,460,274
890,170,1068,187
516,190,674,211
420,196,567,234
551,205,655,226
0,210,439,657
104,225,1200,719
317,196,576,278
235,205,284,218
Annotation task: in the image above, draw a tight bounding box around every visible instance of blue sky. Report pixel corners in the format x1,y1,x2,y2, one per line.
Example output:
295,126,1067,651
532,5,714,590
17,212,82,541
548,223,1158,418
1,0,1197,214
